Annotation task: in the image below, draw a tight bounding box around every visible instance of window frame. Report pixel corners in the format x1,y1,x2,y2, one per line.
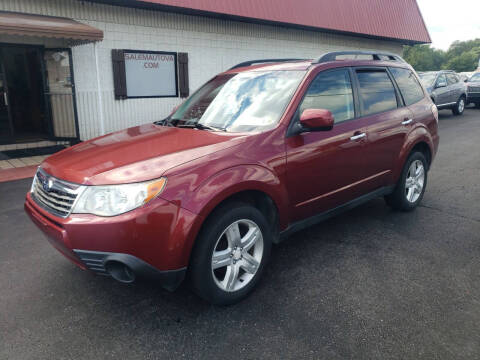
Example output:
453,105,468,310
388,66,426,107
351,66,403,118
286,66,359,137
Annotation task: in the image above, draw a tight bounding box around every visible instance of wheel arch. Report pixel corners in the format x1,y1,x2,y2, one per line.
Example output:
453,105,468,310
392,130,434,183
196,189,280,243
176,165,289,267
411,141,432,169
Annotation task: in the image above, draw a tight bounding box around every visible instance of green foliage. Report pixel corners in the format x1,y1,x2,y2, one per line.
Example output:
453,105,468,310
403,39,480,72
403,45,445,71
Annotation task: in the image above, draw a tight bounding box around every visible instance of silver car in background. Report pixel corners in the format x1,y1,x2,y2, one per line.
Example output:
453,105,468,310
419,71,467,115
466,72,480,108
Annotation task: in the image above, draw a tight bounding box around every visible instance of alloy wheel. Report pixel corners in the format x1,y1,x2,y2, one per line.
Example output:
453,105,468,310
458,98,465,113
405,160,425,203
211,219,264,292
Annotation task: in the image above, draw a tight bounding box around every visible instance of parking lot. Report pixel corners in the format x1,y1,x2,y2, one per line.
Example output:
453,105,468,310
1,108,479,359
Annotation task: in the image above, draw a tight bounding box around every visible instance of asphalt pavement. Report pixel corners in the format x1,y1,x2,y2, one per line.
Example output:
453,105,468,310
1,108,479,359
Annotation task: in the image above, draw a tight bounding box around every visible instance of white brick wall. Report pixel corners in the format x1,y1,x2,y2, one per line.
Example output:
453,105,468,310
0,0,404,141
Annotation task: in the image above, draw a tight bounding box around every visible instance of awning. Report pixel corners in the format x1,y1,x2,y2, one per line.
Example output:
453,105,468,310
0,11,103,42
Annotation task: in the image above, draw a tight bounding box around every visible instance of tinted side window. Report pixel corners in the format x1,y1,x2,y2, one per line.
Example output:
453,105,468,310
356,70,397,116
389,67,425,106
446,73,459,85
299,68,354,123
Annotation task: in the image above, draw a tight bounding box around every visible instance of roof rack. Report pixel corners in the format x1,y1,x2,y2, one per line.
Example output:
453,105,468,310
229,58,307,70
312,51,405,64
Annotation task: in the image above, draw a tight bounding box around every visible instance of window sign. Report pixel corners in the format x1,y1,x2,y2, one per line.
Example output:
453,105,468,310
124,51,178,98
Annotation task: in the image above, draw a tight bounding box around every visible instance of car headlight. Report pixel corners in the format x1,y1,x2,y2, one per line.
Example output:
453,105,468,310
72,177,167,217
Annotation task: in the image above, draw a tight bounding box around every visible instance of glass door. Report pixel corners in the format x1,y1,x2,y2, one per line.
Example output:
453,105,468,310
0,45,49,143
44,49,79,140
0,51,14,143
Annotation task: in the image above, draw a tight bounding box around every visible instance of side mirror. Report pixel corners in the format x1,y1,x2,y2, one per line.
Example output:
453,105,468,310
299,109,334,131
435,81,447,88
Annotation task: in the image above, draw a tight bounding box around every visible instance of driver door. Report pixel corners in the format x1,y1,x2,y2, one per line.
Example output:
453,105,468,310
285,68,369,222
432,74,450,106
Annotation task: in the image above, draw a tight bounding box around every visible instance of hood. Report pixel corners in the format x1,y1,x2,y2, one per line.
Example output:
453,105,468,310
41,124,245,185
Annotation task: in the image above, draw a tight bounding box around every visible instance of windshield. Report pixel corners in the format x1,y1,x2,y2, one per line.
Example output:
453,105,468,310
166,70,305,132
469,73,480,82
418,73,437,87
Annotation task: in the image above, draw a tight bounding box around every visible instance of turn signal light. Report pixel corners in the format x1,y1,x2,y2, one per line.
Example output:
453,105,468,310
144,177,167,204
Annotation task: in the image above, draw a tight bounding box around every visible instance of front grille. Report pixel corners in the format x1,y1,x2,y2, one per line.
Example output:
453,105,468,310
32,169,83,218
468,86,480,93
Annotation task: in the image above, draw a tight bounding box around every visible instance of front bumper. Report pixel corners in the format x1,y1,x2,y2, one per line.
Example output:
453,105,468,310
74,250,186,291
25,193,203,290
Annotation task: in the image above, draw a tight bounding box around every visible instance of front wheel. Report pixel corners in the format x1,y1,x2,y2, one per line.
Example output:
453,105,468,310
452,96,465,115
385,152,428,211
189,203,272,305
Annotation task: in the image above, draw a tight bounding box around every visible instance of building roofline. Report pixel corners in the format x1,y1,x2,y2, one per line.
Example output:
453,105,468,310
412,0,432,44
83,0,430,45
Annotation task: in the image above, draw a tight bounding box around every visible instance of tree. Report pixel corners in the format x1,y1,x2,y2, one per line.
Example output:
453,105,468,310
444,48,480,72
403,45,445,71
403,38,480,72
445,39,480,59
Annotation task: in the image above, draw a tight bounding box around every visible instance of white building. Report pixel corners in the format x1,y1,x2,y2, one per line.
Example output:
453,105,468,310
0,0,430,151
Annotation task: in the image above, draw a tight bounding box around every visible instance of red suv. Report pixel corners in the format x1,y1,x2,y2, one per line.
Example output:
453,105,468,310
25,51,439,305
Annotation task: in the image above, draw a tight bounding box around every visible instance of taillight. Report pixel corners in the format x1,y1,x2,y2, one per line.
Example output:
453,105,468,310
431,104,438,124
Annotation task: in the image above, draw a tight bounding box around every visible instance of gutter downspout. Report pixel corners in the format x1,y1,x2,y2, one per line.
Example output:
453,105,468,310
93,42,106,136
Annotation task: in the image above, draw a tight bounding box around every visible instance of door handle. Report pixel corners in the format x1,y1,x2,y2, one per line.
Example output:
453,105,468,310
350,132,366,141
401,119,413,125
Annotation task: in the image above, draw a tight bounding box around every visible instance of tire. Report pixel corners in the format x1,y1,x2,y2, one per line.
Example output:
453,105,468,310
475,102,480,109
452,96,465,115
189,202,272,305
385,152,428,211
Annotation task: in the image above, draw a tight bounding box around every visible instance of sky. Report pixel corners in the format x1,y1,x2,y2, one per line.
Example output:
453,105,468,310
417,0,480,50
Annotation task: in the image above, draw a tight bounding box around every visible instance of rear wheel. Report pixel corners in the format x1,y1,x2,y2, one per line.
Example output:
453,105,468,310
189,203,272,305
475,102,480,109
452,96,465,115
385,152,428,211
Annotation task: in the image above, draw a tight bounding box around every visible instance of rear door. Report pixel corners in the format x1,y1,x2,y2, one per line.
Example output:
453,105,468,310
353,67,413,191
285,67,368,222
394,68,435,141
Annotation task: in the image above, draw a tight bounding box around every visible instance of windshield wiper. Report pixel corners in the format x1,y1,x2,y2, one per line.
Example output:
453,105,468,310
177,123,226,132
153,116,172,126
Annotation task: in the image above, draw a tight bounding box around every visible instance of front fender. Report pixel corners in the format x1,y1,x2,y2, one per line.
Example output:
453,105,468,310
180,165,289,227
391,126,435,183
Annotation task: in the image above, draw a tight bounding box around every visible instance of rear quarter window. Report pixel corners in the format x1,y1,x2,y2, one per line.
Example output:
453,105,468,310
389,67,425,106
